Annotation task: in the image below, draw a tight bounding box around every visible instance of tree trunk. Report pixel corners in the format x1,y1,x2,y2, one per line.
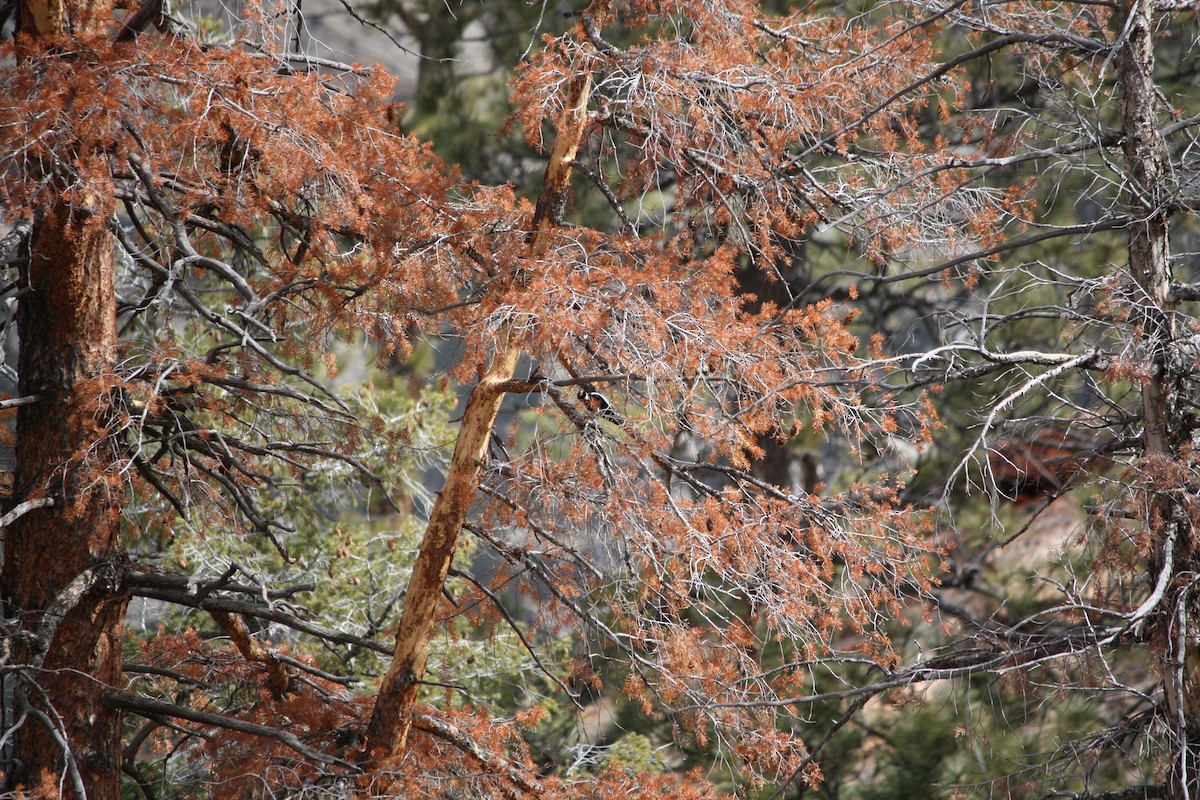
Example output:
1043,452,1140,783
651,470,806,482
735,236,814,493
2,198,125,799
412,0,470,119
1116,2,1198,797
362,0,611,771
361,345,521,768
3,5,124,796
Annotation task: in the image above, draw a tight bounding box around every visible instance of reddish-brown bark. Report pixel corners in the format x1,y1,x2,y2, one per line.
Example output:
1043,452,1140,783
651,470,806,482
2,199,126,799
2,0,126,795
8,0,1166,792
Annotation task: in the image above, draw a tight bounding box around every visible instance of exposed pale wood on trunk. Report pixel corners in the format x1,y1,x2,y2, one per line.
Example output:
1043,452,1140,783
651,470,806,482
362,0,612,773
209,610,292,699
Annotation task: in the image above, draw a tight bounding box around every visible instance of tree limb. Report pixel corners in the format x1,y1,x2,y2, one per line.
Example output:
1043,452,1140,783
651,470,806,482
0,496,54,529
101,690,356,770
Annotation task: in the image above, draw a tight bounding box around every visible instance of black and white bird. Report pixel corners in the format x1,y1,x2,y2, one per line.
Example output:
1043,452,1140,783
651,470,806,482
577,387,622,425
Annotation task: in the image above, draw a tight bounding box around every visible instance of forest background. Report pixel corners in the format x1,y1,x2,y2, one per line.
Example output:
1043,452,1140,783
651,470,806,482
1,0,1199,798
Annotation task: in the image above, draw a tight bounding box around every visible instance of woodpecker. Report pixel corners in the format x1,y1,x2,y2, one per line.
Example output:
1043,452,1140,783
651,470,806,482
577,387,622,424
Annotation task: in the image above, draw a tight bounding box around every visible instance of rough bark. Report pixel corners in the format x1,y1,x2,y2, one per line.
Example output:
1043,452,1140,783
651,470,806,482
1116,2,1197,797
1,199,125,799
2,0,125,795
17,0,110,39
362,0,611,769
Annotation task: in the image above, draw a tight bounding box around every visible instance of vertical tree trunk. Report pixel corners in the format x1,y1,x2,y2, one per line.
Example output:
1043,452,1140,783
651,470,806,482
2,200,125,799
1116,2,1198,797
411,0,470,119
2,4,124,797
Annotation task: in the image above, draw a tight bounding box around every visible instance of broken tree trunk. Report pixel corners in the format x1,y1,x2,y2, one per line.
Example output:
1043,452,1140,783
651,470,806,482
362,0,612,770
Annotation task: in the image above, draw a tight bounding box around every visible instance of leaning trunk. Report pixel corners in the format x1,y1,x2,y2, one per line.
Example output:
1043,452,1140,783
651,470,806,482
362,0,612,770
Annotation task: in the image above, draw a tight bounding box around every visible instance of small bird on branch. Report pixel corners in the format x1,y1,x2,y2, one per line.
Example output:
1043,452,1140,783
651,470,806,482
577,387,623,425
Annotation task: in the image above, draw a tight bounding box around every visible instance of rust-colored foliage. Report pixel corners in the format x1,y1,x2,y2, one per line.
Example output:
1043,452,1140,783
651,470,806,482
0,0,1042,794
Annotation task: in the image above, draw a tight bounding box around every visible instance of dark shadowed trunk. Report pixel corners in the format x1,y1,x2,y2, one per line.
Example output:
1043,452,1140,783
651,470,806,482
736,236,818,494
1116,3,1198,798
